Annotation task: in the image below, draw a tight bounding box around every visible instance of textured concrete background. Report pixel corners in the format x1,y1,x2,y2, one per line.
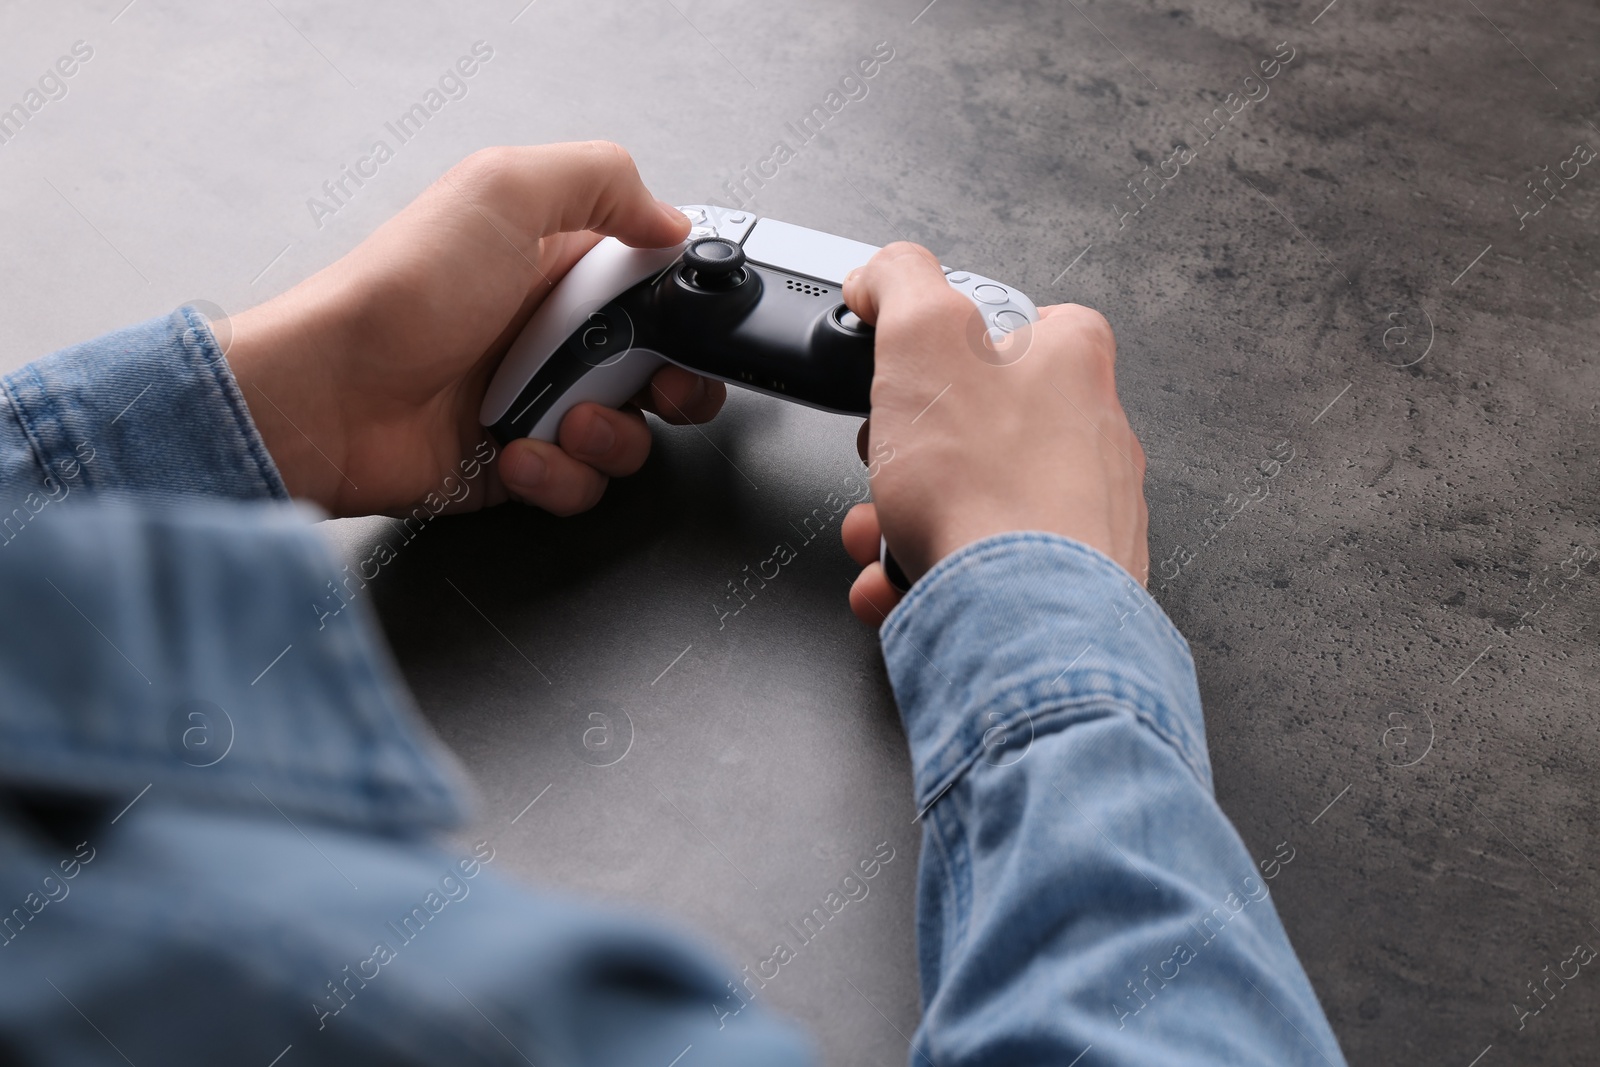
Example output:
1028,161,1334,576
4,1,1598,1064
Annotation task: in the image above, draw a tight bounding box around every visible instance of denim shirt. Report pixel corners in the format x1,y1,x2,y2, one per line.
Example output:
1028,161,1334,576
0,310,1345,1066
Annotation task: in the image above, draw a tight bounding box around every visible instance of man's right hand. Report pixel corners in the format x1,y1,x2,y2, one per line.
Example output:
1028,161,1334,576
838,242,1149,626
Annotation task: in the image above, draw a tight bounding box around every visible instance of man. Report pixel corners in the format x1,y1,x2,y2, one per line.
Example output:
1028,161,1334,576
0,141,1344,1064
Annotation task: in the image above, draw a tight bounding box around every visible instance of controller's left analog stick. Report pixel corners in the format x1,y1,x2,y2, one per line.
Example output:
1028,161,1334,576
682,237,747,291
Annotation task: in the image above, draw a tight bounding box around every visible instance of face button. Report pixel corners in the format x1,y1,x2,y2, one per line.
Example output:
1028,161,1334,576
991,310,1030,333
972,283,1009,305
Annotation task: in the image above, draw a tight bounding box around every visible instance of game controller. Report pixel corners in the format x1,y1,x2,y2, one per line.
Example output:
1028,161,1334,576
479,205,1040,590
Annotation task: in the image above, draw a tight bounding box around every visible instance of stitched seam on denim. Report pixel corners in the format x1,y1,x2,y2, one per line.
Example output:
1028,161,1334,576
300,530,469,820
912,658,1208,800
921,700,1203,819
916,694,1212,822
180,306,290,501
936,673,1206,787
929,790,971,962
318,582,398,818
290,528,416,787
321,587,465,817
884,531,1189,654
918,804,958,1003
0,366,75,494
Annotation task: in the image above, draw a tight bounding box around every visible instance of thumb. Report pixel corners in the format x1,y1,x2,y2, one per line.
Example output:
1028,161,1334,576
445,140,690,250
841,241,950,327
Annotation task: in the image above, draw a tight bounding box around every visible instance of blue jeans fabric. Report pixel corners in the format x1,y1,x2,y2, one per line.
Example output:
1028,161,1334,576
0,311,1345,1065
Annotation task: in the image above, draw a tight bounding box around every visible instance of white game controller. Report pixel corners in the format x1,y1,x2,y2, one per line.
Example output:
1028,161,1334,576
480,205,1040,589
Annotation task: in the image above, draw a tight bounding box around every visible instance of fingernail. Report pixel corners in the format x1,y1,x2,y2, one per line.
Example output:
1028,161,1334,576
845,268,860,284
504,449,546,491
579,417,615,458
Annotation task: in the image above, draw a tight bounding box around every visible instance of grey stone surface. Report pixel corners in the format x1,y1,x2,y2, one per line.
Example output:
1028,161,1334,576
4,0,1598,1063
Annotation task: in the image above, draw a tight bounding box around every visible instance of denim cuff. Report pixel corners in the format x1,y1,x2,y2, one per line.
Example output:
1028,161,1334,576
1,308,288,501
879,532,1211,813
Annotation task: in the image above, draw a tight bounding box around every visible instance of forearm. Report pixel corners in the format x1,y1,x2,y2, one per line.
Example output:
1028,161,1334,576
884,534,1344,1065
0,309,288,517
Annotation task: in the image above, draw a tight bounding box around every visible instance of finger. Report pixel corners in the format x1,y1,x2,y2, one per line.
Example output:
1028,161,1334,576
635,364,728,425
842,242,949,326
556,403,653,477
449,140,690,250
841,504,882,567
536,229,605,285
849,565,903,627
497,437,611,517
1033,302,1117,368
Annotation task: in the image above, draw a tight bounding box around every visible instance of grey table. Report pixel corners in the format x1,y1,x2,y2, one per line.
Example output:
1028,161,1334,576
4,1,1597,1063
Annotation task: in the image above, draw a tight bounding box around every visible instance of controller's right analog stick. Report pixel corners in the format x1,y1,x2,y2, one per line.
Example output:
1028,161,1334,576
682,237,747,291
831,306,873,334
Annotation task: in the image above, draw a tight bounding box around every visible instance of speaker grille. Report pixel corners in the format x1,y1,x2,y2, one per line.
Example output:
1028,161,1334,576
784,279,830,297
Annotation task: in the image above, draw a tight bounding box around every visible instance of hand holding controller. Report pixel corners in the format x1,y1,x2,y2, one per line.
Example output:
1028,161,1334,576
479,207,1043,589
837,243,1150,625
225,142,727,520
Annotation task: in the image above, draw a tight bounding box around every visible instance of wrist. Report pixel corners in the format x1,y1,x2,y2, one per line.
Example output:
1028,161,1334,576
225,292,351,513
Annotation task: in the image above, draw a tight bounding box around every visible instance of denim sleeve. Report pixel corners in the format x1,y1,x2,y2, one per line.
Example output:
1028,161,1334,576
0,309,287,514
0,502,811,1067
881,533,1346,1066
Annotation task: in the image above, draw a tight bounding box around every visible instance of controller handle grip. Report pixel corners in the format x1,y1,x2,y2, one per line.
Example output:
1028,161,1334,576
480,237,686,442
